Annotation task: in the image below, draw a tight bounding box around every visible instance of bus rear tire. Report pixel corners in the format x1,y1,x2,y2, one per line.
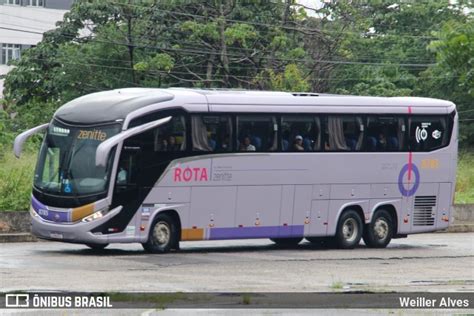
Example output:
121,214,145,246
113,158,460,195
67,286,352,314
363,209,393,248
335,210,363,249
270,237,302,247
142,213,178,254
85,243,109,250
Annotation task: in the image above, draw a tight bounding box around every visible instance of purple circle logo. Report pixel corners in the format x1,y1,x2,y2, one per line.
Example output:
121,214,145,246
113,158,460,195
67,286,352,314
398,163,420,197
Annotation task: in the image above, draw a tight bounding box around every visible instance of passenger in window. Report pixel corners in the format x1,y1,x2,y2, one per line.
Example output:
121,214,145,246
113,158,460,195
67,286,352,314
240,136,256,151
167,136,180,151
293,135,305,151
159,137,168,151
324,140,330,151
117,167,127,184
377,133,387,150
221,135,230,150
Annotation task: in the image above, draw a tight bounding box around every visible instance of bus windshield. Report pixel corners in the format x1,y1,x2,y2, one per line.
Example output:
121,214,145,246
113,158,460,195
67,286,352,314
34,121,121,196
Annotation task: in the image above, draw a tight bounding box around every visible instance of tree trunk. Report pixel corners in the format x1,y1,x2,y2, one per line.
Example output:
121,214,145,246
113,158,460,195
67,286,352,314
126,2,136,85
206,54,215,88
282,0,291,25
218,2,230,87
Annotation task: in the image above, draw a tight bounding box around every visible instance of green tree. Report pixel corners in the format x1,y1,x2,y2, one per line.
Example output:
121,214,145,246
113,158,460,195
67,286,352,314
418,19,474,144
326,1,469,97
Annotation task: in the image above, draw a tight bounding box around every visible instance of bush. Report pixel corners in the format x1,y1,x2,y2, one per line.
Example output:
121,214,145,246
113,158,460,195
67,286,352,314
456,150,474,204
0,152,36,211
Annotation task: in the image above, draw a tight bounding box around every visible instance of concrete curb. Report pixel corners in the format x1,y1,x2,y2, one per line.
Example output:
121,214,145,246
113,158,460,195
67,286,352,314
441,224,474,233
0,233,37,243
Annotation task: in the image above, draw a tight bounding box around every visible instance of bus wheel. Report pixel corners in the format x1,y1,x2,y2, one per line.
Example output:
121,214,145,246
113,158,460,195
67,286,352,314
85,243,109,250
142,213,178,254
335,210,363,249
270,237,302,247
363,209,393,248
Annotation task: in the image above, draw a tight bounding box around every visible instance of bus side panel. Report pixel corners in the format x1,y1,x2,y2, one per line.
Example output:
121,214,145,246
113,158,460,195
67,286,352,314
308,184,330,236
279,185,295,235
208,185,284,240
309,200,329,236
189,186,237,239
233,185,282,238
436,182,452,230
293,185,312,237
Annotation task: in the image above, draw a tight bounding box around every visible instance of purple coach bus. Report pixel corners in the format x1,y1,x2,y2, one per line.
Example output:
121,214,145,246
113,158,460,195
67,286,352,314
14,89,458,253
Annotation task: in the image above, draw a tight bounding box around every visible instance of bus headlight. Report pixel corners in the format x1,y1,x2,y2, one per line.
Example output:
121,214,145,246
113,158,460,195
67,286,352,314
29,206,39,218
82,208,109,223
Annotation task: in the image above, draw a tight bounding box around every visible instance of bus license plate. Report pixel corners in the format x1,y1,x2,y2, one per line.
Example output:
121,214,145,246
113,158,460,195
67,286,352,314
50,232,63,239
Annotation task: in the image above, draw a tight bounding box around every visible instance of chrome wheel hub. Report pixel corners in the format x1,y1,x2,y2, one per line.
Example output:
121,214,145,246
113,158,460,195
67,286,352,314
153,221,170,245
374,218,389,240
342,218,358,242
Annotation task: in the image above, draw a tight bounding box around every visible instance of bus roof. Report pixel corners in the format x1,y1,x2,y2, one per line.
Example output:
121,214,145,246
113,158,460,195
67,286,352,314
54,88,456,125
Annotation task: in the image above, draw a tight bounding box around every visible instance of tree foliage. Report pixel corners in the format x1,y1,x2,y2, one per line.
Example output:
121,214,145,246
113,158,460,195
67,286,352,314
2,0,473,145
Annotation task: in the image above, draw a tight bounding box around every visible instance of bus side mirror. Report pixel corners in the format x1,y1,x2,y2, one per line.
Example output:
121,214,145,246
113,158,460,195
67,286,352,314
13,123,49,158
95,116,172,167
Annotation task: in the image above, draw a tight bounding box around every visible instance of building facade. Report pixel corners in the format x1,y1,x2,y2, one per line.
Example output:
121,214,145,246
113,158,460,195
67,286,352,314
0,0,73,96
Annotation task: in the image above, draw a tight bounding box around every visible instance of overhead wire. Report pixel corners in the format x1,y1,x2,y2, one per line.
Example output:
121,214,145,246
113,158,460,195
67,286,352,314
2,26,435,68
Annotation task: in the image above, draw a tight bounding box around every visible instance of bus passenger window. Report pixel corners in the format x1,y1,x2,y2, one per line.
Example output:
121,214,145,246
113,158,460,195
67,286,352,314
409,116,449,151
281,116,321,152
326,116,364,151
192,115,232,152
153,116,186,152
366,116,405,151
237,115,277,152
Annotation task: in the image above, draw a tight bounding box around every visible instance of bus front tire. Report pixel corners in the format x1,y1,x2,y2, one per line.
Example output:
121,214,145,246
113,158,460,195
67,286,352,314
270,237,302,247
363,209,393,248
85,243,109,250
142,213,178,254
335,210,363,249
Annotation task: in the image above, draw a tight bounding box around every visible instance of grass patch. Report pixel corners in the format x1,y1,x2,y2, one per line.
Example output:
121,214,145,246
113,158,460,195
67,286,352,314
241,293,251,305
455,150,474,204
0,152,36,211
330,281,344,290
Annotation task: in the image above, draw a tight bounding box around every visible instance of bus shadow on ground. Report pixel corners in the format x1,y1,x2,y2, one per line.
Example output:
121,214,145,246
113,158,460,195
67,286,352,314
46,239,423,256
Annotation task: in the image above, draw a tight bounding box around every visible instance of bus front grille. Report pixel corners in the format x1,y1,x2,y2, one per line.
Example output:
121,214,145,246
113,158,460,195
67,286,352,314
413,196,437,226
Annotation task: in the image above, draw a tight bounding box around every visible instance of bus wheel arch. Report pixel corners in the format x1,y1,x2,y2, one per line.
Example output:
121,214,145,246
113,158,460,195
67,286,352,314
363,205,396,248
334,206,364,249
142,209,181,253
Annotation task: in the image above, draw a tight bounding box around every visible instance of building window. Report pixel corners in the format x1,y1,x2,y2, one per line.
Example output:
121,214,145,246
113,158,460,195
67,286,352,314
27,0,44,7
6,0,20,5
1,44,21,65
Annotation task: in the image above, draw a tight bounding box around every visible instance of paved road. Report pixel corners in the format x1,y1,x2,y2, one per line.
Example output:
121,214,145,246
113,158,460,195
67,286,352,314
0,233,473,293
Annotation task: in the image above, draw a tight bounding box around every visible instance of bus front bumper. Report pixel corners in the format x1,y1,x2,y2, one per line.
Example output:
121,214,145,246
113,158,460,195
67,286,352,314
31,206,122,244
